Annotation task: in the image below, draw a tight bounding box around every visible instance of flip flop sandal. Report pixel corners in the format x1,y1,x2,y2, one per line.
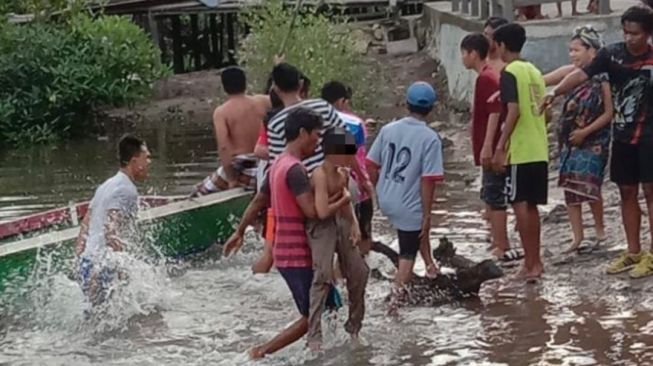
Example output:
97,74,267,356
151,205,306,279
500,249,524,262
577,239,596,255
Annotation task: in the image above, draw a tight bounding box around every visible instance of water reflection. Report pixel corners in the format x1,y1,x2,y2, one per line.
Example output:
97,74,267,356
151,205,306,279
0,124,216,222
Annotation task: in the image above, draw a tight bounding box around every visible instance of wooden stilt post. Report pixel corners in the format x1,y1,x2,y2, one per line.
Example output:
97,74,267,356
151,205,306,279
226,12,236,65
190,14,201,71
209,13,220,68
171,15,184,73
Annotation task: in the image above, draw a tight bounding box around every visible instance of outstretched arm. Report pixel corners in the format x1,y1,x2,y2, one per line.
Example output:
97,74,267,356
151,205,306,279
223,190,270,257
543,64,577,87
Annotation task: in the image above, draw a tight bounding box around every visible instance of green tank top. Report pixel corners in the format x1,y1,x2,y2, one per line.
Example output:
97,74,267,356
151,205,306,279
505,60,548,164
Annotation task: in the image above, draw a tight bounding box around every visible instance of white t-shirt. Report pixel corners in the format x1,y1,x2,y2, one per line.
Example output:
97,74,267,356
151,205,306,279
81,171,138,262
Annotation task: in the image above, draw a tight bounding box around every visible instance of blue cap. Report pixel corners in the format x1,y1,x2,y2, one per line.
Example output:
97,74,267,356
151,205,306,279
406,82,437,108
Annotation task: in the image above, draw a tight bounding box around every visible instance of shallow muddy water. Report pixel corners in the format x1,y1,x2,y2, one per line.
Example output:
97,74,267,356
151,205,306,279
1,122,652,366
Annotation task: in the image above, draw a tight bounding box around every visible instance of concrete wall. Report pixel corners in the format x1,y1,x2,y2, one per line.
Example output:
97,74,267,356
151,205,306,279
422,1,623,104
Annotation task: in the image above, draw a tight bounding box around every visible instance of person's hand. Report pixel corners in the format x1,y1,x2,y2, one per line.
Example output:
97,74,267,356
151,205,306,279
342,189,352,205
349,223,361,246
223,230,244,257
274,53,285,65
328,189,344,204
569,129,588,146
480,144,493,169
540,90,557,114
492,147,507,173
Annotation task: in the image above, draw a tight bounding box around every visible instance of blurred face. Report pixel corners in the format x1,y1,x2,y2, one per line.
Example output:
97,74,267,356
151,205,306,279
483,26,497,52
623,21,650,52
460,49,475,69
131,145,151,182
325,153,351,167
568,39,596,68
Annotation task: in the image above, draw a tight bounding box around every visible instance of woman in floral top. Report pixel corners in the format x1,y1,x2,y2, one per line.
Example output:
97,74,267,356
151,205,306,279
544,25,614,253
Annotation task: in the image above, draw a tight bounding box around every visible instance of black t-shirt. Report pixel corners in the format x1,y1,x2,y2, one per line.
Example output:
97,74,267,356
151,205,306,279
583,42,653,144
500,71,519,104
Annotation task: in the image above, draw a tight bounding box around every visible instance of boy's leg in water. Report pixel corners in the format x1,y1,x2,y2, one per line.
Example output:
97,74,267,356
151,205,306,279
389,230,419,314
512,202,543,278
250,317,309,359
356,199,374,256
336,217,369,340
483,169,511,256
250,267,312,359
507,163,546,279
305,219,338,350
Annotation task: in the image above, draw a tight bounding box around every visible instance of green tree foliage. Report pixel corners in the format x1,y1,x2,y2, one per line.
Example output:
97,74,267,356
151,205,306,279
239,0,374,110
0,14,169,146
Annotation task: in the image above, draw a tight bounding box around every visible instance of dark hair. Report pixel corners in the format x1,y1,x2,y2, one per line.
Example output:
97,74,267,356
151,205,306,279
460,33,490,59
484,16,509,30
493,23,527,53
320,81,351,104
408,104,432,116
269,88,284,110
221,67,246,95
285,108,323,141
621,5,653,34
118,134,145,167
300,73,311,96
272,63,301,92
643,0,653,9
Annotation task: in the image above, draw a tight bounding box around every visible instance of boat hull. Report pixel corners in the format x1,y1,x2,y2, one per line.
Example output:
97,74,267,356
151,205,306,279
0,189,252,294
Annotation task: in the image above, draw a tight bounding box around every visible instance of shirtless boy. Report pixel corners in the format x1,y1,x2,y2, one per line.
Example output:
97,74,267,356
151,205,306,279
307,127,369,350
193,67,270,195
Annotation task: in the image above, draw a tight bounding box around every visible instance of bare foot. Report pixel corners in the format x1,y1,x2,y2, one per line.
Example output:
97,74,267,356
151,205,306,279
524,263,544,282
249,346,266,359
563,240,582,254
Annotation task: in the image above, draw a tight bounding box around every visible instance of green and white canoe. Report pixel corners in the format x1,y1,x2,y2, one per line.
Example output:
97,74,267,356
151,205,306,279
0,189,252,293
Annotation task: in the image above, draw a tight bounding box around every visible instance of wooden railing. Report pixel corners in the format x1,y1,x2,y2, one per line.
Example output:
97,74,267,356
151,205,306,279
451,0,611,20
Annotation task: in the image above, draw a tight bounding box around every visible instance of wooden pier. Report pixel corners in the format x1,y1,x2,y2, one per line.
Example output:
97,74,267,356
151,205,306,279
98,0,425,73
